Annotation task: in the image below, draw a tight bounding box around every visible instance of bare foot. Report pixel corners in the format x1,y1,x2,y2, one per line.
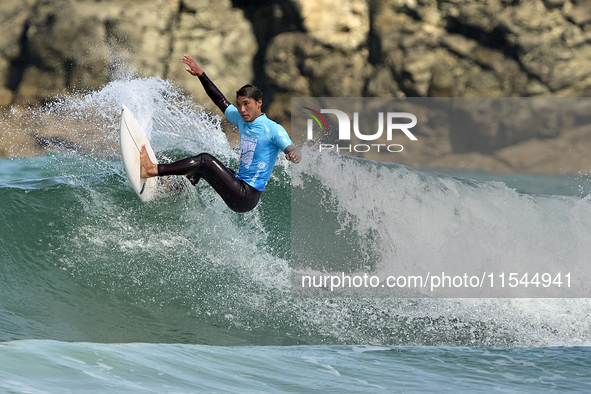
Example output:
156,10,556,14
140,144,158,178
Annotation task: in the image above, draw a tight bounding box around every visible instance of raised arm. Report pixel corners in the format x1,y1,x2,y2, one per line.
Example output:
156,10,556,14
181,54,230,113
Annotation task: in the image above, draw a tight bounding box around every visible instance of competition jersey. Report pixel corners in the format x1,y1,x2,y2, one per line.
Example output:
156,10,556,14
224,105,293,191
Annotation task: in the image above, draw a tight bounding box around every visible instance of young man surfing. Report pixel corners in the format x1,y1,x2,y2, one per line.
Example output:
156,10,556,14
140,54,300,212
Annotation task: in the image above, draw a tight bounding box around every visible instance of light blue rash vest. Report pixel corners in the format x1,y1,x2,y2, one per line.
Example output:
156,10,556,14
224,105,293,191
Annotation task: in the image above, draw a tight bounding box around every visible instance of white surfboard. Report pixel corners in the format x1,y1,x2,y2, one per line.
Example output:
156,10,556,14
120,105,160,201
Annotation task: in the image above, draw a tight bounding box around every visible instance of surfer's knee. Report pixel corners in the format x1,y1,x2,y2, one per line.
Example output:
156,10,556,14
194,152,216,163
193,153,224,172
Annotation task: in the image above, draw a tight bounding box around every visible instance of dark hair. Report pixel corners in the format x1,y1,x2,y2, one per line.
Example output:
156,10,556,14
236,84,263,102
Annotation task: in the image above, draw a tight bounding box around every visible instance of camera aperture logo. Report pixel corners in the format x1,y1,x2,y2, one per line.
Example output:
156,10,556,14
303,107,417,153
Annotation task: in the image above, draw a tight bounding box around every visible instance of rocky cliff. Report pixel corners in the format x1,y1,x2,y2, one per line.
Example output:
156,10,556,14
1,0,590,173
0,0,257,107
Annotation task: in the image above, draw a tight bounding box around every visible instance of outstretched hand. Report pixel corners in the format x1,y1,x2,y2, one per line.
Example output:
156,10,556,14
181,54,203,76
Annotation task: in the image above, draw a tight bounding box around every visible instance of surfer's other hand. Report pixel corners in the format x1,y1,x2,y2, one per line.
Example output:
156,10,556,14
286,150,300,164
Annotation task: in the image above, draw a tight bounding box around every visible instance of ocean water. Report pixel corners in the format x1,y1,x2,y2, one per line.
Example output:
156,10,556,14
1,76,591,392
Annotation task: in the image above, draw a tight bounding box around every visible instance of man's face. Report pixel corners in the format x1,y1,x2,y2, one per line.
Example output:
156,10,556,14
236,96,262,122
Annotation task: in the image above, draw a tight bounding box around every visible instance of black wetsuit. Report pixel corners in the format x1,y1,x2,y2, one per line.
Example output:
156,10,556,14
157,73,261,213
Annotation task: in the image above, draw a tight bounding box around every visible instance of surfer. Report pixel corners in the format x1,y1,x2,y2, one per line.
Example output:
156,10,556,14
140,54,300,212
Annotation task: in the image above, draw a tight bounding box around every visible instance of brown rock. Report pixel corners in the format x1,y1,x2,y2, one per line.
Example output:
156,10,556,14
8,0,256,107
0,0,33,103
0,0,30,60
265,32,370,97
495,124,591,174
25,0,111,89
366,65,402,97
1,0,591,176
169,0,257,106
292,0,370,51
